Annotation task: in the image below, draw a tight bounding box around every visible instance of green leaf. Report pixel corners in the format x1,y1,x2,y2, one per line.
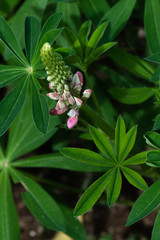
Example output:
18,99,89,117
119,126,137,163
39,13,62,40
10,0,48,48
152,66,160,82
79,0,110,25
126,179,160,226
32,28,62,65
81,105,115,140
85,22,108,57
145,0,160,53
11,153,109,172
121,167,148,191
109,87,154,104
153,114,160,131
145,131,160,149
0,65,26,88
0,170,20,240
10,168,66,232
6,94,60,161
78,20,92,51
151,210,160,240
108,47,154,81
63,27,83,60
145,52,160,64
60,148,114,167
0,0,19,18
115,116,126,161
56,1,81,33
146,151,160,167
31,76,49,134
25,16,40,63
0,76,29,136
0,16,28,65
74,169,113,216
55,47,75,58
89,125,116,163
85,42,117,66
123,152,148,165
99,0,136,41
56,196,87,240
107,168,122,206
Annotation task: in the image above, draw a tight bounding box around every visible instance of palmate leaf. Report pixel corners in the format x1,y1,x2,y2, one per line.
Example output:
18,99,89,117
0,65,26,88
108,47,154,81
0,16,28,66
89,125,116,163
151,210,160,240
9,0,48,48
115,116,126,161
146,151,160,167
25,16,41,63
57,199,87,240
56,1,81,33
123,151,148,165
39,13,62,40
119,125,137,163
81,105,115,139
145,0,160,53
126,179,160,226
10,168,66,232
0,169,20,240
12,153,107,172
0,75,29,136
74,169,113,216
31,76,49,134
60,148,114,167
79,0,110,25
6,94,60,161
85,42,116,66
107,167,122,207
109,87,154,104
144,131,160,149
121,167,148,191
63,27,83,60
78,20,92,51
99,0,136,42
145,52,160,64
85,22,108,57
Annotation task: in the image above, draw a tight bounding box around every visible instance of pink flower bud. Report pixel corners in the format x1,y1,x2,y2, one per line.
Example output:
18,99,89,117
82,89,92,99
67,109,79,117
69,97,75,105
76,71,83,86
47,92,59,100
50,108,66,115
49,82,54,89
71,73,83,92
62,90,70,101
67,116,78,129
56,99,67,111
75,97,83,107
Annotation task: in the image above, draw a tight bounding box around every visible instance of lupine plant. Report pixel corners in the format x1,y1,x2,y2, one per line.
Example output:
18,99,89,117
1,0,160,239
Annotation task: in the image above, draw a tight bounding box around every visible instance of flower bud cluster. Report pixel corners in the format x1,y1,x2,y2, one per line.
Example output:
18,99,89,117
41,43,91,129
41,43,71,94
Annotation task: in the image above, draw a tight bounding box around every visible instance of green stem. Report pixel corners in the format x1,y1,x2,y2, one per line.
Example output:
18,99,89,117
83,70,102,116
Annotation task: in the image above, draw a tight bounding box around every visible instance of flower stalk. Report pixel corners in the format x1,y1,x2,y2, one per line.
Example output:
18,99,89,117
41,43,92,129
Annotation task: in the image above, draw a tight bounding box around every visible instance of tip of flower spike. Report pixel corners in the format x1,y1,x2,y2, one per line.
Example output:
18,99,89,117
42,42,51,51
67,116,78,129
